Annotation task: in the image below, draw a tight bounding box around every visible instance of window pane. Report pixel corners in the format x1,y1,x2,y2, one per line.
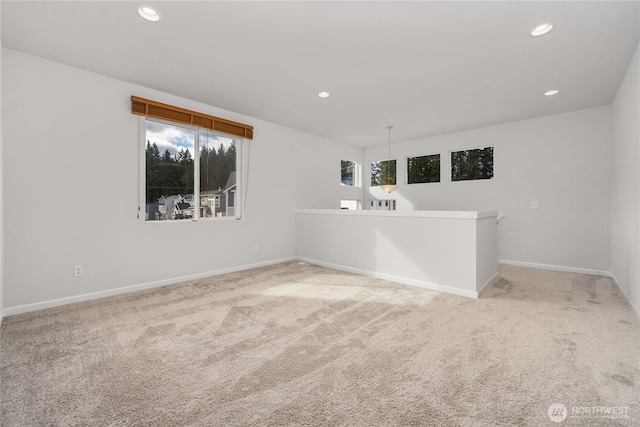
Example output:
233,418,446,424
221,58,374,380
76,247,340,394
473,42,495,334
145,121,195,221
341,160,355,186
340,200,360,210
199,132,237,218
451,147,494,182
371,160,396,186
408,154,440,184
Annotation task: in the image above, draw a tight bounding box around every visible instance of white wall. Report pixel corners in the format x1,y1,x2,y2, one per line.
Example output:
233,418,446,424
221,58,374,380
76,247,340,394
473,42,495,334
294,130,364,210
365,106,612,274
1,48,357,313
0,3,4,322
612,43,640,316
296,209,498,298
2,45,635,315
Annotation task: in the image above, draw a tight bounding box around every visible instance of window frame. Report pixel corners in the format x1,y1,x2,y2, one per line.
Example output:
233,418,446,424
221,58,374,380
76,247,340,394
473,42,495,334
406,152,441,185
449,145,494,183
340,199,361,210
340,159,359,187
139,116,243,222
370,159,397,187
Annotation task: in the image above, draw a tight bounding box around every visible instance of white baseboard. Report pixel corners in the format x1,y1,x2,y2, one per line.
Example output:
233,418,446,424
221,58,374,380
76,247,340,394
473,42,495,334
3,257,296,317
500,259,640,321
9,257,624,318
478,273,501,297
499,259,611,277
610,273,640,323
296,257,482,299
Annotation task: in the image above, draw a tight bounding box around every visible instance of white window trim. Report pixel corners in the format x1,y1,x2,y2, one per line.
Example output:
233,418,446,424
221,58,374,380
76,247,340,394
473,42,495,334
340,199,361,210
340,159,361,188
139,116,244,222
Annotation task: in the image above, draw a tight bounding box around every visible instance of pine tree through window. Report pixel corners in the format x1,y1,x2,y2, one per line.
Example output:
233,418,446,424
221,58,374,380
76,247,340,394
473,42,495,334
341,160,355,186
407,154,440,184
371,160,396,187
450,147,494,182
144,119,240,221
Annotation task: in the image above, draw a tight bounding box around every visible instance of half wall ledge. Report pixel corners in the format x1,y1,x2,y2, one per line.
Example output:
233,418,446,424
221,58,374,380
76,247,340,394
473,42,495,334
295,209,499,298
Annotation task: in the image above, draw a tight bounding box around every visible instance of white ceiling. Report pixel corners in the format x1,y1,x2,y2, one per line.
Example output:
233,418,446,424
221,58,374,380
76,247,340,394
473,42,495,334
2,1,639,147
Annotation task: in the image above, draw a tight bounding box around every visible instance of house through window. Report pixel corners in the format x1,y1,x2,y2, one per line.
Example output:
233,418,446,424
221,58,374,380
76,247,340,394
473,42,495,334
144,119,240,221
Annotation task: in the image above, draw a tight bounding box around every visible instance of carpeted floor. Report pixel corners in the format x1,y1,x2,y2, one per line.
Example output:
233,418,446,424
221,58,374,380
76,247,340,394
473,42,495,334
1,261,638,426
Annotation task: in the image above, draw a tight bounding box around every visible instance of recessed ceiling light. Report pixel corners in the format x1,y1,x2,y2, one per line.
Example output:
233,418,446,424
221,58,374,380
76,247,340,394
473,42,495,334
138,6,160,22
545,90,560,96
318,92,330,98
531,23,553,37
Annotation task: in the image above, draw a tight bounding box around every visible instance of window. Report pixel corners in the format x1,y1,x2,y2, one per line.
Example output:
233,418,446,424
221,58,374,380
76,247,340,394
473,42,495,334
340,200,360,210
407,154,440,184
132,96,251,222
341,160,356,186
450,146,494,182
144,119,241,221
371,160,396,187
199,131,238,218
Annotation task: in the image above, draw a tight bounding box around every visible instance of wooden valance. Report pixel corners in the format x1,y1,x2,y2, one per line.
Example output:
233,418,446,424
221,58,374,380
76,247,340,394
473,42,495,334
131,96,254,140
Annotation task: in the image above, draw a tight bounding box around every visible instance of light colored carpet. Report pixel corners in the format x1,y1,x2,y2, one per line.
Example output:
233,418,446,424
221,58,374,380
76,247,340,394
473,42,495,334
1,261,638,426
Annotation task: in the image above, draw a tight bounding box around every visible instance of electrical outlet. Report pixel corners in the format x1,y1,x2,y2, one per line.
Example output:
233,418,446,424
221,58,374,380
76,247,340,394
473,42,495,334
73,265,84,277
530,201,540,209
254,243,260,251
373,249,378,258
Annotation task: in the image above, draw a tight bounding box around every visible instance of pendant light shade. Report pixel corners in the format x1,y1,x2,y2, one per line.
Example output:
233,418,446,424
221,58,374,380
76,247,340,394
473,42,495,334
381,126,397,193
381,180,397,193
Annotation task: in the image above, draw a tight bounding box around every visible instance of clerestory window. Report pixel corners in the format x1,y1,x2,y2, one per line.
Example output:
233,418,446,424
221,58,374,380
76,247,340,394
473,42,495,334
450,146,494,182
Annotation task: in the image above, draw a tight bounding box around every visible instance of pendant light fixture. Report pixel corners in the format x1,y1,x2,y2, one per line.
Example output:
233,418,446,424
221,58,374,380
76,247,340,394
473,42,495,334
381,125,397,193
